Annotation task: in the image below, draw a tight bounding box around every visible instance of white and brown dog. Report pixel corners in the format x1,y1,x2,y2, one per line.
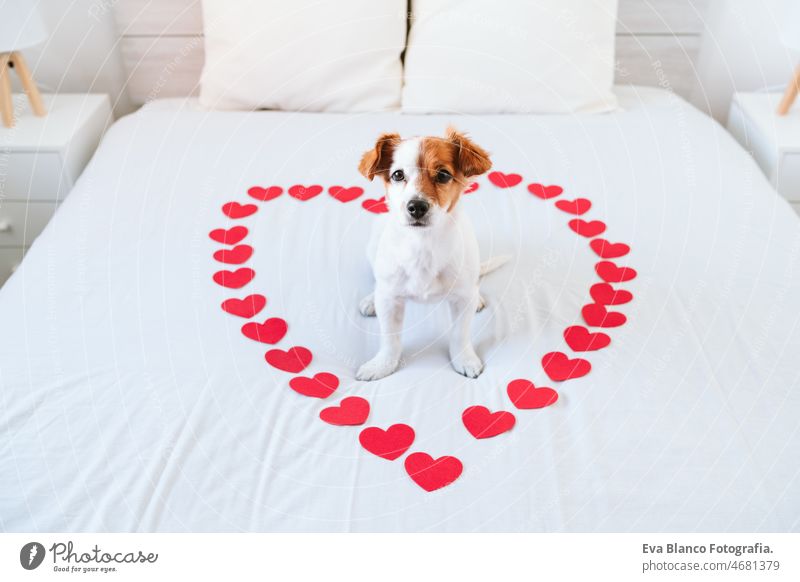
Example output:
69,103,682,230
356,127,508,381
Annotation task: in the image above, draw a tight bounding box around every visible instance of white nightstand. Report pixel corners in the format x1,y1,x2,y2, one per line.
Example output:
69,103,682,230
727,92,800,215
0,93,111,284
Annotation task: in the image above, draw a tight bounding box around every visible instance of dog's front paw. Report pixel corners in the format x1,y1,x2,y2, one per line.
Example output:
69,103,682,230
359,293,376,317
451,351,484,379
356,355,399,381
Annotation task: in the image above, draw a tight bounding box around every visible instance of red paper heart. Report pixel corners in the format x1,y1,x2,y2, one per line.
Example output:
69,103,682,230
222,201,258,219
463,182,479,194
247,186,283,201
362,197,388,214
359,424,415,460
265,346,312,373
221,294,266,318
596,261,637,283
582,303,627,328
209,226,248,245
541,351,591,381
563,325,610,352
213,244,252,265
328,186,363,203
213,268,255,289
590,238,630,259
242,318,288,344
555,198,590,215
590,282,633,305
488,171,522,188
289,372,339,399
568,219,606,238
461,406,515,439
528,183,563,199
288,184,323,201
506,379,559,409
404,453,463,492
320,396,370,426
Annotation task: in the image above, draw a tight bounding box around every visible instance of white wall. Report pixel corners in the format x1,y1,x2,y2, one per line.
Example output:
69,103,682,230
11,0,133,117
691,0,798,122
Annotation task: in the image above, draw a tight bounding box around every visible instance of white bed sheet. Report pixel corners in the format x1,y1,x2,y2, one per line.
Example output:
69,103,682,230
2,87,799,532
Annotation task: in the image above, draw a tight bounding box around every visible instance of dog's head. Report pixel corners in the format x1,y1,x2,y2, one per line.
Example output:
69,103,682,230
358,127,492,229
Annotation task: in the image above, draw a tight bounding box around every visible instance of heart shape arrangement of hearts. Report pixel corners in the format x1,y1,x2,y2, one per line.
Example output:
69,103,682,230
209,173,635,492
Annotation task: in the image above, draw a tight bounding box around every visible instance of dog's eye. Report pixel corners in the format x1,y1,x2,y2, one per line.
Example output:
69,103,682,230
391,170,405,182
435,169,452,184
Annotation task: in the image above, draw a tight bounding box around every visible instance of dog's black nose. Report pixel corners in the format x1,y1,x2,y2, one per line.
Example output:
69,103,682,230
407,199,430,220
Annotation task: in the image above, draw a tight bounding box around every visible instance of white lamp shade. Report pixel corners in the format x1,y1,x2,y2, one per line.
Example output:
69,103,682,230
0,0,47,53
778,0,800,52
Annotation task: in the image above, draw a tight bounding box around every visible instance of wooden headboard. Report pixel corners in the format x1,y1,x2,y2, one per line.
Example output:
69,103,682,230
114,0,709,107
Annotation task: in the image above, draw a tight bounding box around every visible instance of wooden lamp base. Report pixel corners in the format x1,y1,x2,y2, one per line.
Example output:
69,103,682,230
777,65,800,116
0,51,47,128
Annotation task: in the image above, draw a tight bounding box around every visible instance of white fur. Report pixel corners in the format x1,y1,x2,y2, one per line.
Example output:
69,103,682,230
356,137,495,381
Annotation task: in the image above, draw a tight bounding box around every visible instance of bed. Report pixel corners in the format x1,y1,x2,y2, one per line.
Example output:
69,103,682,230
2,86,799,532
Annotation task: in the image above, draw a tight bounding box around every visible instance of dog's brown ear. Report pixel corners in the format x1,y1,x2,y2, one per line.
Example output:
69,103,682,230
446,126,492,178
358,132,401,181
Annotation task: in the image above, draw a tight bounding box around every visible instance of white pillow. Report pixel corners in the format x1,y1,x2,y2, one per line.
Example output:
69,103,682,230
402,0,619,113
199,0,406,112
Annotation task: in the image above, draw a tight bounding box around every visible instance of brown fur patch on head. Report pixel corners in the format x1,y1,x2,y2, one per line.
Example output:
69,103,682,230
358,132,401,182
446,126,492,178
417,128,492,211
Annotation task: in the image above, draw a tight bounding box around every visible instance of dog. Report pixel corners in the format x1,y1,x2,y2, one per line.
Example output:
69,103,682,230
355,127,508,381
